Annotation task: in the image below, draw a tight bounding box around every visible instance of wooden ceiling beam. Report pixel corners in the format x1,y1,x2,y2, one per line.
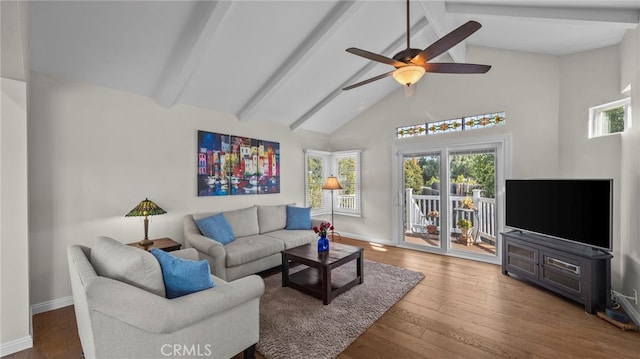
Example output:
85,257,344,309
154,1,232,108
417,0,465,63
236,0,365,123
446,3,639,25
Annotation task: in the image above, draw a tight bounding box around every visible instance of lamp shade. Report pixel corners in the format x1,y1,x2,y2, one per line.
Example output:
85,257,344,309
125,198,166,217
392,65,425,86
322,176,343,190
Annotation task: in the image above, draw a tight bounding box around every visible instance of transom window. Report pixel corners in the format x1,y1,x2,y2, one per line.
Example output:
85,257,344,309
304,150,361,217
397,111,506,138
589,98,631,138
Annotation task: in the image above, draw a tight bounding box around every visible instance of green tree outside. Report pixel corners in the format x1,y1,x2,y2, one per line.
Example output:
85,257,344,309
418,156,439,187
469,154,496,198
604,106,625,134
337,157,356,195
404,159,424,194
307,156,324,209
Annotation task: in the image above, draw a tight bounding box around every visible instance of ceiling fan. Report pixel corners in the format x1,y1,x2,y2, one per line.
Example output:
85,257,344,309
342,0,491,95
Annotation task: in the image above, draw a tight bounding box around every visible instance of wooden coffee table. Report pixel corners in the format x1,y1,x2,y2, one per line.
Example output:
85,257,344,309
281,242,364,305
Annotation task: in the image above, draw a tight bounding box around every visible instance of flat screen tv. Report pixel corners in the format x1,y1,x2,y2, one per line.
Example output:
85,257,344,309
505,179,612,251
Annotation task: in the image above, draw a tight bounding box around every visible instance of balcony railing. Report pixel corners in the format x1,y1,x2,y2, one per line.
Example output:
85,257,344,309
338,194,355,209
405,188,497,244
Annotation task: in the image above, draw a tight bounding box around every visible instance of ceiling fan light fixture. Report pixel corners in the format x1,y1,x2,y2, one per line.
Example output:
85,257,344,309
392,65,425,87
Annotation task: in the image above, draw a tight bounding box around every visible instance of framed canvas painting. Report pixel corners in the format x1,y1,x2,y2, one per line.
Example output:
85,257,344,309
230,135,259,195
197,131,231,196
257,140,280,194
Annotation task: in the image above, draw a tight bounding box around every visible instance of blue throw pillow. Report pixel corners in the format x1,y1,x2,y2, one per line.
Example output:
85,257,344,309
150,248,215,299
286,205,311,230
195,213,235,245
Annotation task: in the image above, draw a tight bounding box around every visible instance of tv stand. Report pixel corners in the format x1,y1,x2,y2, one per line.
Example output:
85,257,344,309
501,231,612,314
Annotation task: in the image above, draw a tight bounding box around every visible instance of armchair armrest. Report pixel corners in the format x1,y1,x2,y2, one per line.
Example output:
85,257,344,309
86,274,264,333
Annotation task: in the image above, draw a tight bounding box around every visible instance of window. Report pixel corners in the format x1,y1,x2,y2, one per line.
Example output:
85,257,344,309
396,112,505,138
589,98,631,138
304,150,361,216
334,151,361,216
304,150,329,214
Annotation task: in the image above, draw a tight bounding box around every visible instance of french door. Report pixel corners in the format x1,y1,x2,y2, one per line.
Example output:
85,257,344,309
392,137,508,264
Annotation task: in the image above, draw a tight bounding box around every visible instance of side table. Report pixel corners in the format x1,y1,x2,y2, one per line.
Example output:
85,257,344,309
127,237,182,252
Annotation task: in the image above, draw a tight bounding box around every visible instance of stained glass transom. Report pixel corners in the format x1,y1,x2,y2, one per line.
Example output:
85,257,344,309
396,124,426,138
396,112,506,138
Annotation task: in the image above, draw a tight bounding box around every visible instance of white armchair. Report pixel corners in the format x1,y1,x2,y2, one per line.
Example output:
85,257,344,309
67,237,264,359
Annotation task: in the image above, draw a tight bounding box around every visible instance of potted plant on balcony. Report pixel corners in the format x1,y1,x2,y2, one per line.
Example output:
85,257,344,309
456,218,474,245
426,210,439,234
461,196,476,211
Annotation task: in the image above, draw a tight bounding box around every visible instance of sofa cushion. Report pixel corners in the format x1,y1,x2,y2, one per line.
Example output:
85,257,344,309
195,213,235,245
264,229,318,249
286,205,312,230
224,206,260,238
90,236,166,297
150,248,215,299
257,204,287,234
224,235,284,267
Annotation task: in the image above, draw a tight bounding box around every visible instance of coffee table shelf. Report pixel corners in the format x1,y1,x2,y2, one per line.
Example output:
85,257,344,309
282,242,364,305
289,266,360,298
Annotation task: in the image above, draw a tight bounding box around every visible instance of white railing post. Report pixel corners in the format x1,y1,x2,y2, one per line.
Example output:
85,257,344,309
406,188,413,231
472,189,482,243
472,189,481,207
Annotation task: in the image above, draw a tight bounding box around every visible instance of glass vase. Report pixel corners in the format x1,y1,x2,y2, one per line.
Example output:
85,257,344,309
317,234,329,252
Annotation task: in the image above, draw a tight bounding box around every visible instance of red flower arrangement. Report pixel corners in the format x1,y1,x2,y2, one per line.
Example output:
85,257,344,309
313,222,334,237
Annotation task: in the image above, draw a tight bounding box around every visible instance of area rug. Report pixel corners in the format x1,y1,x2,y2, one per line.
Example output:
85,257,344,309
256,259,424,359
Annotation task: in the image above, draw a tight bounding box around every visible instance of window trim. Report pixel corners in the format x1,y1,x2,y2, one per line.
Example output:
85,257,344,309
304,149,362,217
332,150,361,217
304,150,330,216
589,98,631,138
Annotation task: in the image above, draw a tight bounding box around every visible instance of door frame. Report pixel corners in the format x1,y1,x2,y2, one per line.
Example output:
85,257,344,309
391,134,511,265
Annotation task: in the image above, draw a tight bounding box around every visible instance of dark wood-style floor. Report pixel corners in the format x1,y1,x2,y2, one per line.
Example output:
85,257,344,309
5,237,640,359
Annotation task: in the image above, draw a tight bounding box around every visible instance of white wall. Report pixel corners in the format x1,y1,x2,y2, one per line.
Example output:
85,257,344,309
1,78,31,355
330,46,561,243
27,73,329,305
1,1,32,355
620,27,640,313
558,46,623,286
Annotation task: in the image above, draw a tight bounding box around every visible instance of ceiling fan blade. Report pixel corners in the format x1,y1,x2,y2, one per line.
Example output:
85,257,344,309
342,71,394,91
422,62,491,74
411,21,482,65
346,47,407,68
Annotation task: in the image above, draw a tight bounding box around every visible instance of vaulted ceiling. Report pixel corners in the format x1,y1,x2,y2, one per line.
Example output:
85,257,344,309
28,1,640,134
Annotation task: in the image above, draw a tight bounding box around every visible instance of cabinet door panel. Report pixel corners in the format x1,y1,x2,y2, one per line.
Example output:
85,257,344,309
540,252,582,295
505,241,537,278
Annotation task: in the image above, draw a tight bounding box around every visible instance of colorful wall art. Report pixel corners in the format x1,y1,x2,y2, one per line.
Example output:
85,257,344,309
197,130,280,196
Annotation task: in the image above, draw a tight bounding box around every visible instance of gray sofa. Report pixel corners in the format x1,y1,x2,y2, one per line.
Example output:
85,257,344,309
67,236,264,359
184,204,320,281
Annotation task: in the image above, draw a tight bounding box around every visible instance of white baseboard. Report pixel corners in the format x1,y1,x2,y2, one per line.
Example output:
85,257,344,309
339,231,394,246
615,295,640,326
0,336,33,357
0,297,72,356
31,296,73,315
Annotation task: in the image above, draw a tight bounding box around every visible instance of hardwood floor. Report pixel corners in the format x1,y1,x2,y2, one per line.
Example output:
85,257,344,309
5,237,639,359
